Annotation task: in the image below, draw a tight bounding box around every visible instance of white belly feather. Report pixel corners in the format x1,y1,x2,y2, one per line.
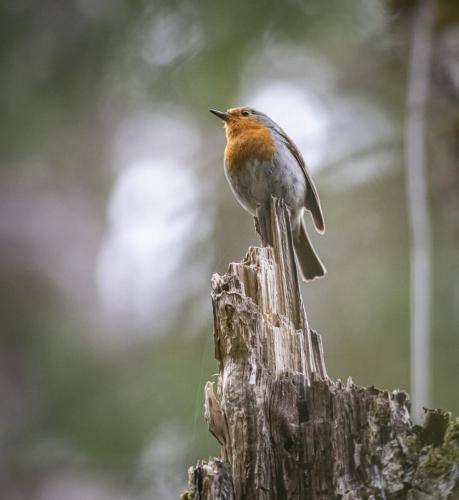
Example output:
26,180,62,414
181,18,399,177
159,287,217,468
225,152,307,216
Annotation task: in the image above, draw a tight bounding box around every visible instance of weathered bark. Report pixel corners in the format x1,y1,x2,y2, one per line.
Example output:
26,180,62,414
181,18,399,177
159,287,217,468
182,197,459,500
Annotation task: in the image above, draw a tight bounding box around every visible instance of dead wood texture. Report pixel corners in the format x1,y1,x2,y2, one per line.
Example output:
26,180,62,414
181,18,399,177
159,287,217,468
182,197,459,500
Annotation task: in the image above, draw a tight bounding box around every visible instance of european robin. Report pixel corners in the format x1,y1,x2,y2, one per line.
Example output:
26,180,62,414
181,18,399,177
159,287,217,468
210,106,326,281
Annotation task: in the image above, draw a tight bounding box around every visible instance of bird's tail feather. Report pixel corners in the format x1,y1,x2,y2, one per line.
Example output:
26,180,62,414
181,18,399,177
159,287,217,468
293,221,326,281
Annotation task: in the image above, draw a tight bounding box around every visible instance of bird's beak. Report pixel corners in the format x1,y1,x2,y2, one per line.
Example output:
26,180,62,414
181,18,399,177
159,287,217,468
209,109,229,121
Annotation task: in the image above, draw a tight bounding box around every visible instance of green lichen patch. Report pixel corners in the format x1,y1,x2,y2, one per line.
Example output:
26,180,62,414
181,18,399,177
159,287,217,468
408,417,459,498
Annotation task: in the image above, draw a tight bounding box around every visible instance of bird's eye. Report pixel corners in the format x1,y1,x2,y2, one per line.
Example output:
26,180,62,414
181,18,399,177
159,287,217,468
241,110,250,117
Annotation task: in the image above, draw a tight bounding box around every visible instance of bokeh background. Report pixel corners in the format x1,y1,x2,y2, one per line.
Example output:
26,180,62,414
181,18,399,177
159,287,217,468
1,0,458,498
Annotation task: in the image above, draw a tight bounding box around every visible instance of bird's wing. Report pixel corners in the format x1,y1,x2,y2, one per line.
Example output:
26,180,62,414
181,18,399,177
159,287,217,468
276,128,325,233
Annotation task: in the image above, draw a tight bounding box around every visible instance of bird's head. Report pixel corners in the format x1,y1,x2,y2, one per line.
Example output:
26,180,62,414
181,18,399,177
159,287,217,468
210,107,273,139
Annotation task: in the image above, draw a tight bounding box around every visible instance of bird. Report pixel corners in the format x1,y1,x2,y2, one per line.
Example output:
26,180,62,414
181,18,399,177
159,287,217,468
210,106,326,281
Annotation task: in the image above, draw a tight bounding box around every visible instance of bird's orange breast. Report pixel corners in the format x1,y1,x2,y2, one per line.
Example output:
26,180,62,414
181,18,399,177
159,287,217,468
224,119,275,173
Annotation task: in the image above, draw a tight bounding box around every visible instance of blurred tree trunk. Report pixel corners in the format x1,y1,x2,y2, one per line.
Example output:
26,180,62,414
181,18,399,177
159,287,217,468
404,0,434,424
181,198,458,500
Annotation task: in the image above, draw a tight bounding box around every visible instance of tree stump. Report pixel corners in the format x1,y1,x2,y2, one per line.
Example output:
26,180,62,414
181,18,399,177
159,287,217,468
182,197,459,500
